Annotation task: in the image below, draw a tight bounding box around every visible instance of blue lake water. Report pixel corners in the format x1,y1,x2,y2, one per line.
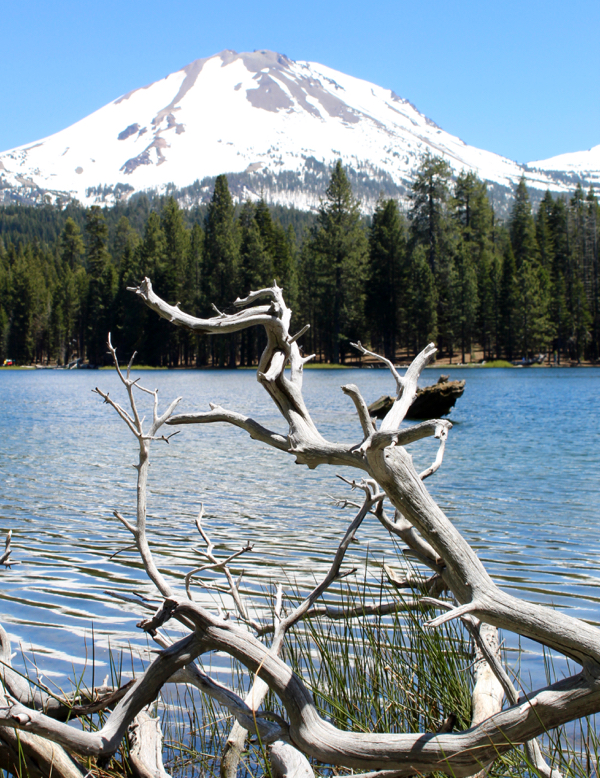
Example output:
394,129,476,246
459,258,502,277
0,365,599,694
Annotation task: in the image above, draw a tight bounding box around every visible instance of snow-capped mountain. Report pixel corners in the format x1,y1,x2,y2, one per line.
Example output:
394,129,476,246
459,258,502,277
0,49,597,212
526,145,600,191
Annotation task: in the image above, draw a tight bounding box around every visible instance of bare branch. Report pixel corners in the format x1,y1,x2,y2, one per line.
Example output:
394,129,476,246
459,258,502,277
288,324,310,345
419,422,450,480
376,508,443,573
185,544,254,602
380,343,437,430
191,514,261,632
421,598,480,627
93,387,139,437
271,483,385,647
257,599,420,637
167,405,290,452
342,383,376,437
0,531,14,567
350,341,404,394
467,620,563,778
233,286,279,308
129,278,275,334
128,708,171,778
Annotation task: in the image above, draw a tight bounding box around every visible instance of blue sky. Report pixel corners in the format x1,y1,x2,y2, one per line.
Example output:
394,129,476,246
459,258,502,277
1,0,598,163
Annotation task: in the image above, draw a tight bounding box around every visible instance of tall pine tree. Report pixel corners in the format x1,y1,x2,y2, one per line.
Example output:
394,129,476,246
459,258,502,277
85,207,116,365
409,155,457,357
367,197,406,360
307,161,368,364
204,175,240,366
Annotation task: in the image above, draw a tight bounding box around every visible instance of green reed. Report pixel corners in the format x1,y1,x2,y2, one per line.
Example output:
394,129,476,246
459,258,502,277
5,573,598,778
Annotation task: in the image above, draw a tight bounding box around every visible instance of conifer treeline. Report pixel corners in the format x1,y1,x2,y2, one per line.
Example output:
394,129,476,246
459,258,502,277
1,156,598,366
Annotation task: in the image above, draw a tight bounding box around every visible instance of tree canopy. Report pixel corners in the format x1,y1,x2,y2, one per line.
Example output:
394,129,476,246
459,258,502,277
1,160,598,366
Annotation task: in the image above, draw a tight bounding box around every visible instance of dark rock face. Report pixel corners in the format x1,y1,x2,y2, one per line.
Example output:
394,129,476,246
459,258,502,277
118,123,140,141
368,375,466,421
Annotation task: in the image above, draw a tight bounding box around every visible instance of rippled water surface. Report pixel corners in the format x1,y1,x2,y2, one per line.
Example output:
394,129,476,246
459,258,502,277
0,366,599,690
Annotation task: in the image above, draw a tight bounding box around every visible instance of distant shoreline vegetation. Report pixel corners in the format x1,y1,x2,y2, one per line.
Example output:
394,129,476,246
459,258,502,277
0,156,598,368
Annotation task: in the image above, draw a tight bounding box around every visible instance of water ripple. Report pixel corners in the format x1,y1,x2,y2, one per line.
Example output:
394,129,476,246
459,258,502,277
0,366,599,689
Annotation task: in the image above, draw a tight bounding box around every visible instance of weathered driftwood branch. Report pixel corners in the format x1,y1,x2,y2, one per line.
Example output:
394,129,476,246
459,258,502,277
468,622,505,778
127,708,171,778
271,479,385,648
256,598,420,637
152,598,600,776
221,479,387,778
0,624,133,722
125,278,600,773
187,508,261,630
0,531,15,567
94,335,181,601
1,278,595,778
0,722,85,778
4,590,593,776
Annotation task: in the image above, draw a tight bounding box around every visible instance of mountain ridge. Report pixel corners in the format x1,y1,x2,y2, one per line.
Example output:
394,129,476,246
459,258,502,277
0,49,598,213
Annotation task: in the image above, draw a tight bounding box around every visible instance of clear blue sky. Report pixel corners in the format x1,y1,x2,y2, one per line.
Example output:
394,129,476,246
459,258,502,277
1,0,598,164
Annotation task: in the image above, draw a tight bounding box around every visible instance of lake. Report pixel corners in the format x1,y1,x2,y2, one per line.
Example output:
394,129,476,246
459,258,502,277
0,365,599,694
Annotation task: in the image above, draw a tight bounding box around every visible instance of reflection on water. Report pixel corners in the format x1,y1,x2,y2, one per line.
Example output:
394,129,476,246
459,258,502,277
0,366,599,690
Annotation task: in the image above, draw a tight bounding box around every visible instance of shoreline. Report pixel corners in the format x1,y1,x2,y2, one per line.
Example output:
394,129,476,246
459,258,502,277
2,362,599,372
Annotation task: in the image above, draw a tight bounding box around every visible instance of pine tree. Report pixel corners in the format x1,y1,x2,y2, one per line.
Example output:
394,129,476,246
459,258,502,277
585,188,600,360
367,197,406,360
515,258,553,357
189,223,205,365
509,178,551,357
204,175,240,366
297,228,319,358
510,178,540,269
85,207,116,365
405,244,437,354
409,154,454,274
500,244,518,361
0,241,8,361
238,201,272,366
307,161,368,363
137,211,167,365
7,244,51,364
254,198,277,259
239,202,273,293
161,198,191,365
535,191,555,271
409,154,457,357
113,216,139,267
549,197,570,362
59,217,85,269
453,242,479,363
452,172,494,360
204,176,240,307
273,224,298,309
114,227,144,359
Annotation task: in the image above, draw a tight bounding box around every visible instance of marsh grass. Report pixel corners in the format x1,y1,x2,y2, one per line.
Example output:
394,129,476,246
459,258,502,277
157,573,600,778
5,577,599,778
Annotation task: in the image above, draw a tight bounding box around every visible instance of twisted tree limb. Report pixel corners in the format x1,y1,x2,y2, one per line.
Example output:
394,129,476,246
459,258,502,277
126,279,600,771
0,278,594,778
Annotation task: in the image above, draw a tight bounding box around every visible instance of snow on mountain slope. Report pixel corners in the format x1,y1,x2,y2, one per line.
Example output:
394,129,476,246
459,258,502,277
527,145,600,189
0,49,595,210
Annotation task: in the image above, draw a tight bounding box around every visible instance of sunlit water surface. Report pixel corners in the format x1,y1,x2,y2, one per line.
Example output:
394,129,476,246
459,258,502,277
0,366,599,694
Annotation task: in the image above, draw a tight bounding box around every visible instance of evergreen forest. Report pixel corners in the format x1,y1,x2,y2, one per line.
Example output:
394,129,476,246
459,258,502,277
0,156,598,367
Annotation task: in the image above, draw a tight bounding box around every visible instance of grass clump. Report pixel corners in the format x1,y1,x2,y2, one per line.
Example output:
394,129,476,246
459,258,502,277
482,359,515,368
158,573,600,778
11,571,598,778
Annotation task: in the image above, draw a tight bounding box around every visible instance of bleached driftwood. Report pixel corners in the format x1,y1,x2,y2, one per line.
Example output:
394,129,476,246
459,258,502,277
128,708,170,778
0,278,594,778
